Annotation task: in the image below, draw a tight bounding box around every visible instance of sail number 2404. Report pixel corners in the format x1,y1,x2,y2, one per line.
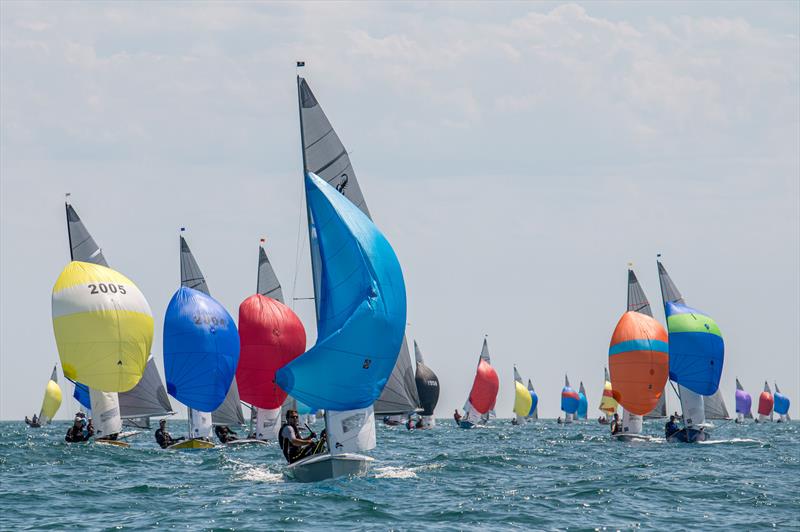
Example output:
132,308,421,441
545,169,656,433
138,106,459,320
88,283,127,294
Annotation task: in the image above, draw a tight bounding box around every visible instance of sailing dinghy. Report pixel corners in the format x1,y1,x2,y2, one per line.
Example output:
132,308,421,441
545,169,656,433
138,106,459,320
734,378,753,423
459,338,500,429
658,259,724,443
236,240,306,445
598,367,618,424
608,268,669,442
275,171,407,482
163,235,240,450
413,341,440,429
757,382,774,422
512,366,532,425
28,366,62,427
560,375,579,424
774,383,791,422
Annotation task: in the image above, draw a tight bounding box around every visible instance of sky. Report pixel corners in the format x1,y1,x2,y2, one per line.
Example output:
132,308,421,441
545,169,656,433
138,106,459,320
1,1,798,421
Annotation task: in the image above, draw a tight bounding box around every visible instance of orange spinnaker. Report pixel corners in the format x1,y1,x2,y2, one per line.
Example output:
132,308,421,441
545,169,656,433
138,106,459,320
608,311,669,416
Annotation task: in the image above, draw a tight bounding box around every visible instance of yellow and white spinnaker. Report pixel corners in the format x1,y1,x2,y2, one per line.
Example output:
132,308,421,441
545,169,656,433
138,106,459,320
52,261,153,393
514,380,533,418
38,366,62,424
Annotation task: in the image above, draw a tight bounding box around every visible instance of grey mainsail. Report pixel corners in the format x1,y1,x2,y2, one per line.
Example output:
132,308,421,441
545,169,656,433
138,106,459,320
119,356,174,419
257,242,284,302
373,340,420,415
627,268,652,316
644,393,667,419
66,202,108,266
298,77,369,216
704,387,730,420
657,260,685,305
298,76,417,416
413,341,440,417
180,235,245,426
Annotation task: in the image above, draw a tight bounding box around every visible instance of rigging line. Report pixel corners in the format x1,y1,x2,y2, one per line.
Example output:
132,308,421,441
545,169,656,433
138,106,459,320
290,173,307,312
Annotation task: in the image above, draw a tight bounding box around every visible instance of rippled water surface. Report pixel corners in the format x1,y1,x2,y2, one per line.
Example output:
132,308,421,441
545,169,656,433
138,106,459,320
1,419,798,530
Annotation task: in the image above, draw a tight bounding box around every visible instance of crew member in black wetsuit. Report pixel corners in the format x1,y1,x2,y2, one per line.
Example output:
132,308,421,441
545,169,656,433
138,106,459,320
610,413,622,435
155,419,184,449
279,410,324,464
65,416,94,442
214,425,239,444
665,415,680,439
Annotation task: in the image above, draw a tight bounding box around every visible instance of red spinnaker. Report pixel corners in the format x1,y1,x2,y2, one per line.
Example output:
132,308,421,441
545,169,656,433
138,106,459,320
758,391,774,417
237,294,306,409
468,360,499,414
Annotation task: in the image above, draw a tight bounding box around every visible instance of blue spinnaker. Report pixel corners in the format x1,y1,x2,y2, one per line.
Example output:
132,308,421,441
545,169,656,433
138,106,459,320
527,391,538,417
70,379,91,411
276,172,406,411
561,387,579,414
577,392,588,418
163,287,240,412
774,391,790,416
665,301,724,396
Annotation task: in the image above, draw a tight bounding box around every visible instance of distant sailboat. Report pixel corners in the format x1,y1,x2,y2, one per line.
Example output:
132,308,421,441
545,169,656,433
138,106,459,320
598,367,618,422
275,171,407,481
413,340,440,429
774,383,791,422
577,382,588,420
512,366,532,425
459,338,499,429
29,366,62,427
295,75,418,421
608,268,669,441
163,234,240,449
236,240,306,443
735,378,753,423
526,379,539,421
560,375,579,424
658,259,724,443
757,381,774,422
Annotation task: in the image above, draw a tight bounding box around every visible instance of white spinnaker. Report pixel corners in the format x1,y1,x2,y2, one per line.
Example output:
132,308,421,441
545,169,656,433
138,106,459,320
326,406,376,455
679,385,707,428
255,407,282,441
89,388,122,438
189,409,213,439
622,409,643,435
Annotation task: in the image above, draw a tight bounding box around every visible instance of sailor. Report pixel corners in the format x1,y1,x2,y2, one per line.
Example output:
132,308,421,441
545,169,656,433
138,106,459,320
214,425,238,444
65,416,94,443
415,417,424,429
664,415,680,438
453,409,462,425
557,416,563,424
279,409,323,464
154,419,184,449
610,413,622,435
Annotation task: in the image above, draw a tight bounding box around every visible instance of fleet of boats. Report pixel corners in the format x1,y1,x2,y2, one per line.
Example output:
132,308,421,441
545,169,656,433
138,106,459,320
27,70,795,482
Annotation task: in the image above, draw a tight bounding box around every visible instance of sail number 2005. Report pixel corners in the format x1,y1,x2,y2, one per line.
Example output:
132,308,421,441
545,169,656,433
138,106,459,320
88,283,127,294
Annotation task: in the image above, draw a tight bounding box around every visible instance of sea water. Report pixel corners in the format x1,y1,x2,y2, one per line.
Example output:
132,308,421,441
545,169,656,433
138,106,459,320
1,419,798,530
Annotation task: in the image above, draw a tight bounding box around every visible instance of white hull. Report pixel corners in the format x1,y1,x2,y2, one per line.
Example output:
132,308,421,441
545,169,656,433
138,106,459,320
225,438,268,447
612,433,652,442
285,452,373,483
